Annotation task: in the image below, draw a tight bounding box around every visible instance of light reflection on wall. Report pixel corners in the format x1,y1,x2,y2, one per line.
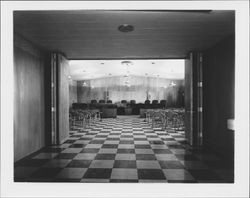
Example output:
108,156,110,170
77,75,184,104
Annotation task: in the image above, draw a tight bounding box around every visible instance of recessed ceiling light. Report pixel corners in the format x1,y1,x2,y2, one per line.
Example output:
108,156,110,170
118,24,134,33
151,62,155,64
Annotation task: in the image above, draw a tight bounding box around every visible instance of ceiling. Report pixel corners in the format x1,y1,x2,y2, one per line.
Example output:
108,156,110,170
14,10,234,59
69,59,185,80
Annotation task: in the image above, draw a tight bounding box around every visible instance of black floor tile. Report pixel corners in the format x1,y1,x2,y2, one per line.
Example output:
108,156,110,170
30,168,62,178
41,147,65,153
113,160,136,168
133,133,143,135
81,148,100,153
102,144,118,148
136,154,156,160
83,168,112,179
159,161,185,169
64,140,77,144
138,169,166,180
149,141,164,145
90,140,105,144
134,138,148,141
79,137,93,140
147,135,158,138
67,160,92,168
117,149,135,154
120,140,134,144
15,159,50,167
95,154,116,160
56,153,78,159
135,145,151,149
110,179,138,183
95,135,108,138
153,149,172,154
69,144,86,148
121,135,133,138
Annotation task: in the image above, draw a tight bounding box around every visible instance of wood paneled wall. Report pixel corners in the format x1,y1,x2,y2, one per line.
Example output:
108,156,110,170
14,34,49,162
203,35,235,162
57,54,70,144
77,76,184,106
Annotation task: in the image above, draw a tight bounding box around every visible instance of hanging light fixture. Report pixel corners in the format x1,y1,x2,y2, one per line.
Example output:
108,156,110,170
169,81,176,87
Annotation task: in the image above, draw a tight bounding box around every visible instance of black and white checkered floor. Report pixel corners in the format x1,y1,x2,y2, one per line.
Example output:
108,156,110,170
14,116,234,183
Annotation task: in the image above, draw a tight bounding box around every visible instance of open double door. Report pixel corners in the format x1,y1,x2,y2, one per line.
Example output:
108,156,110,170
49,52,203,147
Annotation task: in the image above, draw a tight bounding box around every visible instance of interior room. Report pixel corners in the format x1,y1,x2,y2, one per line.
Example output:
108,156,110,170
13,10,235,183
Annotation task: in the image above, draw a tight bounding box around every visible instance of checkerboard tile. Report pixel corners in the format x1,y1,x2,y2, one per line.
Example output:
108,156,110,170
14,116,233,183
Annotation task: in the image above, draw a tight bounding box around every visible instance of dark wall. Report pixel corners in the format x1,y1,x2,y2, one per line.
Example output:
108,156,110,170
203,35,235,161
14,34,50,162
184,56,193,145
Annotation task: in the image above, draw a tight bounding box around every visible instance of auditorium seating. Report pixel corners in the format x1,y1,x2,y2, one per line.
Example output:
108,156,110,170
71,99,182,118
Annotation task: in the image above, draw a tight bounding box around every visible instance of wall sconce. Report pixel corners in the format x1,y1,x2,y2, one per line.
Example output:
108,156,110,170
82,81,87,86
169,81,176,87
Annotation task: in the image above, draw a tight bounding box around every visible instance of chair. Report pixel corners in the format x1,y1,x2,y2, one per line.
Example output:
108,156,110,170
130,100,136,105
152,100,158,105
160,100,167,108
107,100,112,104
163,110,178,130
91,100,97,104
145,109,154,123
151,110,165,129
99,100,105,103
152,100,159,109
121,100,127,104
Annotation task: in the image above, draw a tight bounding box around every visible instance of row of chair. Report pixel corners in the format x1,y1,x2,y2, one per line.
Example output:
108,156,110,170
89,99,167,105
145,108,185,131
69,109,101,129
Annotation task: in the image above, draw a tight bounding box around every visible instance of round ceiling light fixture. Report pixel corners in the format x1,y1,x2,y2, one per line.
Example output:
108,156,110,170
118,24,134,33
